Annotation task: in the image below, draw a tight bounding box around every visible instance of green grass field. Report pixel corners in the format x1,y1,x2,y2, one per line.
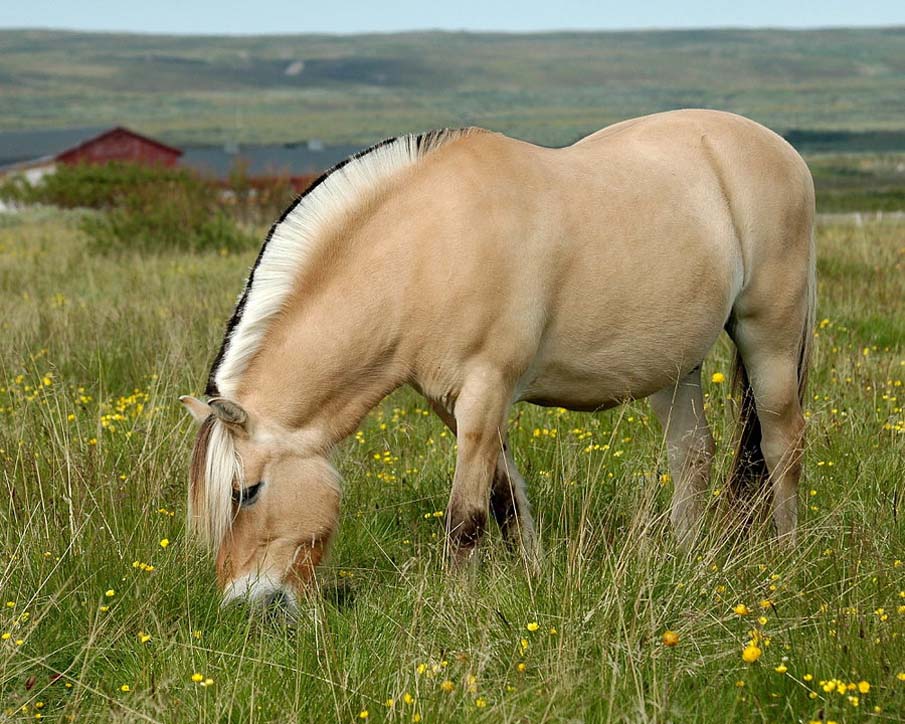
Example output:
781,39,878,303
2,28,904,147
0,209,903,722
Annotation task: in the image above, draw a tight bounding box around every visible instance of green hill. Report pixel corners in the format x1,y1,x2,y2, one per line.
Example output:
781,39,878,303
1,28,904,146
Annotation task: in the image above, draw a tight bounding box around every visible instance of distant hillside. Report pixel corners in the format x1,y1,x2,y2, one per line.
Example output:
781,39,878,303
0,28,903,147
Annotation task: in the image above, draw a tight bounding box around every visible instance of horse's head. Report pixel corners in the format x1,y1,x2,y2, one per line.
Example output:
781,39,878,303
180,395,340,611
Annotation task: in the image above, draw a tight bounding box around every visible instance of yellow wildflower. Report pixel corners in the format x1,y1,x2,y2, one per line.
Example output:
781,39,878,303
526,621,539,632
662,630,680,647
120,685,130,692
775,664,788,674
440,680,454,693
711,372,726,384
105,589,115,598
733,604,750,616
475,697,487,708
191,673,203,683
358,710,369,719
159,538,169,548
742,644,762,663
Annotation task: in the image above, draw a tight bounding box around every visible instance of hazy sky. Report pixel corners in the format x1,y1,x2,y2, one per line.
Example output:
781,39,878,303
1,0,903,34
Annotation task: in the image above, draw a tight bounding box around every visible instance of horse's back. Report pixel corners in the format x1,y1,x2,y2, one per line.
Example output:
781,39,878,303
512,112,802,404
403,111,814,409
523,111,812,406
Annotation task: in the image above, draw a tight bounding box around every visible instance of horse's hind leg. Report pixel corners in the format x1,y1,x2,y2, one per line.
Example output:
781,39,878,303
649,366,715,547
730,320,806,542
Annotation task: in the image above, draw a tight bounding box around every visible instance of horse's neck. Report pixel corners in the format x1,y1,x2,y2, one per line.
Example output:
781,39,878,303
235,256,407,446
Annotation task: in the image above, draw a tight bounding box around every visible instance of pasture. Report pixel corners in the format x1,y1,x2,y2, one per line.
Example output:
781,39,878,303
2,29,904,146
0,209,903,722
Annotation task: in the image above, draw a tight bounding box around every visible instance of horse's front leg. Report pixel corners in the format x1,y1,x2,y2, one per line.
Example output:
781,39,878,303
445,371,513,566
427,395,538,570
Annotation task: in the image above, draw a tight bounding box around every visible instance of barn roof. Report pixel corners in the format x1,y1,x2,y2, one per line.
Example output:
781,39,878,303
0,125,364,180
0,126,108,168
57,127,183,161
0,125,182,170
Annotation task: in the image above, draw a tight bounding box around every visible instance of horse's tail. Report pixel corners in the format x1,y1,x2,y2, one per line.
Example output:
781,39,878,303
726,233,816,503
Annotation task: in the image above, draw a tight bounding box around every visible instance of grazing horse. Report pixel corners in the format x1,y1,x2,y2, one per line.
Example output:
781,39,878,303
181,109,815,608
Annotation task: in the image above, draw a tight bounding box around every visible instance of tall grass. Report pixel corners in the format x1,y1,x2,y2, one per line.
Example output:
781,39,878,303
0,211,902,722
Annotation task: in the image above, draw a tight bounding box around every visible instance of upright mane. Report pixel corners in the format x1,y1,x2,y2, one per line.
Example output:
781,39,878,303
206,127,485,398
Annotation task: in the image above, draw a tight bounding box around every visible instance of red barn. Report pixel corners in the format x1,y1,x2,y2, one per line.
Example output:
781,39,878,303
56,127,182,167
0,126,183,184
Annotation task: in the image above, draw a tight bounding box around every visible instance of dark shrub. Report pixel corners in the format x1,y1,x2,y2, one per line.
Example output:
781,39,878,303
0,162,281,253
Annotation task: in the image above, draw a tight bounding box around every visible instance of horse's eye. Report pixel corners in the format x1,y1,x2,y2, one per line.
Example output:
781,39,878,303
232,481,264,507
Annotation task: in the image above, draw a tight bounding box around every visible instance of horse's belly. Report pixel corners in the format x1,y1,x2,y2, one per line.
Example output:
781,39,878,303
518,346,700,411
514,212,740,410
516,294,729,410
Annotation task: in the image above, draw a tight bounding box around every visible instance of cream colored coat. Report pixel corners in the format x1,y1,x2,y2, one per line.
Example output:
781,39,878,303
183,110,815,608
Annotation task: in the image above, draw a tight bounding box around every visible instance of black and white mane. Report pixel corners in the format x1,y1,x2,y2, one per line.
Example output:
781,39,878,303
206,128,482,399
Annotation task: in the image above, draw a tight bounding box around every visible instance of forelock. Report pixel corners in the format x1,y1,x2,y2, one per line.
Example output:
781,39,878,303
189,416,241,550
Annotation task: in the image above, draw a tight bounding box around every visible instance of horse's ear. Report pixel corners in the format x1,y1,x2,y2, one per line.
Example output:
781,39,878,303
208,397,248,431
179,395,212,424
